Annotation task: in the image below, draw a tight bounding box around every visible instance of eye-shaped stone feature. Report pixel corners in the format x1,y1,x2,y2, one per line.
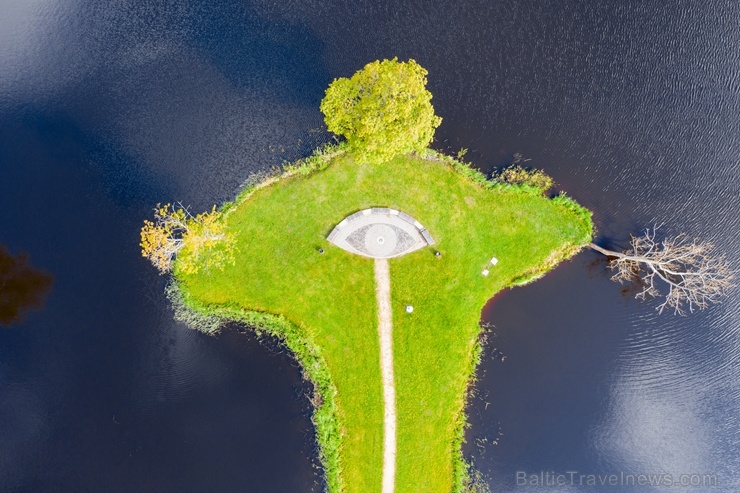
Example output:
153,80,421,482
327,208,435,259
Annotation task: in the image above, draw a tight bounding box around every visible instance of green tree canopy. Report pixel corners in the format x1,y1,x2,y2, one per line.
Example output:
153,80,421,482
320,58,442,164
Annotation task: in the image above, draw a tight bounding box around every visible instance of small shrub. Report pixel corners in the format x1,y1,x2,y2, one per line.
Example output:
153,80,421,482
497,165,554,193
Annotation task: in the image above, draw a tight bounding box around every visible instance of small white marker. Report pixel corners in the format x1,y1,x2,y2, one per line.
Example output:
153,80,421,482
490,257,499,265
405,305,414,313
482,269,490,276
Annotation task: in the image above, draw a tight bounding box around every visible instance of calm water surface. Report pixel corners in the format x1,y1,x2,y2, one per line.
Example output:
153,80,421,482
1,1,738,492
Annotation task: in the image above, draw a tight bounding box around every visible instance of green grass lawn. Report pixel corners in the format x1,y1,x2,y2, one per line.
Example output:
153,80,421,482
175,151,592,493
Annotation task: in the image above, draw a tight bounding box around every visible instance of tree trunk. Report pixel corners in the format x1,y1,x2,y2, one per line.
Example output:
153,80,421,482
589,242,623,258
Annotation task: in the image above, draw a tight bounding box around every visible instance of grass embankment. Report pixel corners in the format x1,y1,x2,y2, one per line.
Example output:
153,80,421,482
175,150,592,493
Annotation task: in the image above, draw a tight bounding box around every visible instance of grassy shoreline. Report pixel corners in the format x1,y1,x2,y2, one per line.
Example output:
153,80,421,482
172,287,345,492
174,147,593,492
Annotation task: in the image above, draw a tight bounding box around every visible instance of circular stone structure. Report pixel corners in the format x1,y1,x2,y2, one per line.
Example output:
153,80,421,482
327,207,435,259
365,224,398,257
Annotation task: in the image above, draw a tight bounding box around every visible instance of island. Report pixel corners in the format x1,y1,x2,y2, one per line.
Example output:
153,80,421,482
142,59,594,493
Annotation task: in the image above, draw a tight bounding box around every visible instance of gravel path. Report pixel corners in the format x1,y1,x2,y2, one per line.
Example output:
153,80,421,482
374,258,396,493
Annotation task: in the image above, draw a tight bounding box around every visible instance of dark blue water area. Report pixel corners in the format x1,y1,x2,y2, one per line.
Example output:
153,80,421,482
1,1,739,492
0,109,321,492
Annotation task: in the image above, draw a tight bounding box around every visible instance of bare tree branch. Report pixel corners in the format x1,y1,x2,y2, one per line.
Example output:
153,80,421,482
590,226,735,315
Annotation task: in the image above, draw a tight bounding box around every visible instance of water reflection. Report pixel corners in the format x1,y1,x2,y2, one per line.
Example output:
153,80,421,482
0,245,52,326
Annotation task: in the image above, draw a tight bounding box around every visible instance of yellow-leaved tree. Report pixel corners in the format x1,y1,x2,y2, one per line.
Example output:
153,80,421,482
320,58,442,164
140,203,236,275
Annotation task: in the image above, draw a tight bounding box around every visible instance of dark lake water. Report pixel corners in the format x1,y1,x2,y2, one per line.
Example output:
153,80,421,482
1,1,738,492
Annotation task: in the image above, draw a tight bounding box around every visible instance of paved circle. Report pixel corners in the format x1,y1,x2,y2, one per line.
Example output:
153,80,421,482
365,224,397,257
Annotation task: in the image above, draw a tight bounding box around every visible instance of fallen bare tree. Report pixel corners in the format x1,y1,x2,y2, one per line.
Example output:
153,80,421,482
589,227,735,315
